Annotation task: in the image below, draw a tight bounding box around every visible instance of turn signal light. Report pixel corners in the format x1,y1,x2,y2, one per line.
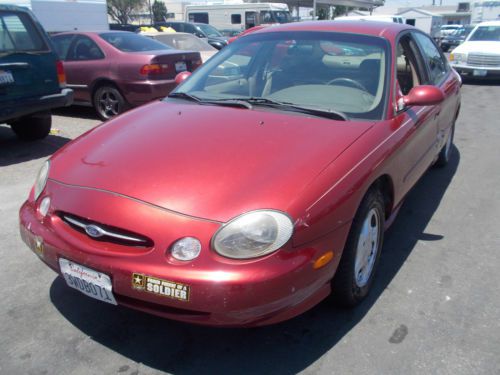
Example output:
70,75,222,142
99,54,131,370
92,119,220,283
140,64,169,75
56,60,66,87
313,251,334,269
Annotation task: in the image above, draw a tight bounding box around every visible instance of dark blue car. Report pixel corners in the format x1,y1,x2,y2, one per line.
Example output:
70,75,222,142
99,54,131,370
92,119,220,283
0,4,73,140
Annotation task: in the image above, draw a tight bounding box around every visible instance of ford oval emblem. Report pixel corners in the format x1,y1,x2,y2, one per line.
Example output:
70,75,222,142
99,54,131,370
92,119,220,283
85,224,105,238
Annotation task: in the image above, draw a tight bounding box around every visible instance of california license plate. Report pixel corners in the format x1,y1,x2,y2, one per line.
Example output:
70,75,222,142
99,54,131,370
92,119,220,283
473,69,487,77
0,70,14,85
175,61,187,72
59,258,117,305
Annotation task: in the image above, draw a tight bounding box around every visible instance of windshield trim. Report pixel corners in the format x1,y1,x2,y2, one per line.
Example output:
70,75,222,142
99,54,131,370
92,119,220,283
171,30,391,121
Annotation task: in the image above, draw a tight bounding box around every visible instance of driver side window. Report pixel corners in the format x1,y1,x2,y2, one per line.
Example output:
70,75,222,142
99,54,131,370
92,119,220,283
396,35,424,96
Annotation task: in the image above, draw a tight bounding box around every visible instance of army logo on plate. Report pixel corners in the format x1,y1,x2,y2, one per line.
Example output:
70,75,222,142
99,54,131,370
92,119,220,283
132,273,190,302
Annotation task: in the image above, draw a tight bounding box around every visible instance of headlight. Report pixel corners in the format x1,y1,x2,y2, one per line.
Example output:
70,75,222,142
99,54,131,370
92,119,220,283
450,53,466,63
213,210,293,259
34,160,50,200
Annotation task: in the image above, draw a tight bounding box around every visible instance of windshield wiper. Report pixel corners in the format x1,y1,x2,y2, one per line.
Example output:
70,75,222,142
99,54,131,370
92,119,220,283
242,97,348,121
168,94,347,120
198,98,253,109
167,92,201,102
168,93,252,109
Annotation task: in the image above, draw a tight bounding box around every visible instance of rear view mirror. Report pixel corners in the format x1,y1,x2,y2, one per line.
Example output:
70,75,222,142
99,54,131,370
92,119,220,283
403,85,445,107
175,71,192,85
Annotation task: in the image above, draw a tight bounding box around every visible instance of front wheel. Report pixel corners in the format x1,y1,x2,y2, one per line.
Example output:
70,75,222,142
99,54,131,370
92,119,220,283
10,111,52,141
331,188,385,306
93,85,127,121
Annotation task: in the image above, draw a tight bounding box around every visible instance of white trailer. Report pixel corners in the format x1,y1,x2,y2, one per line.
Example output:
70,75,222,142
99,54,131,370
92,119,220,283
1,0,108,33
396,8,443,39
185,3,291,32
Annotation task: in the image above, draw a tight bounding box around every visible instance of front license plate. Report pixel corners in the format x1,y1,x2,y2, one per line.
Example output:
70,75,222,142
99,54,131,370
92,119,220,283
175,61,187,72
473,69,487,77
0,70,14,85
59,258,117,305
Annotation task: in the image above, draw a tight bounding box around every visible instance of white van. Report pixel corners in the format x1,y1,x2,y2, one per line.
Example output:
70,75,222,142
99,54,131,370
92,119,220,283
335,15,405,24
185,3,291,32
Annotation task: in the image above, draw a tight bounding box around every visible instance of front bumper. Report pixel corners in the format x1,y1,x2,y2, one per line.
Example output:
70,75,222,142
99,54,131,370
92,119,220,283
117,79,177,107
19,180,348,327
450,62,500,77
1,88,73,123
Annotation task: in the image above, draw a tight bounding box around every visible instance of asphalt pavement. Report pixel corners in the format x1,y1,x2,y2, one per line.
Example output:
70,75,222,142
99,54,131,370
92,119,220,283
0,81,499,375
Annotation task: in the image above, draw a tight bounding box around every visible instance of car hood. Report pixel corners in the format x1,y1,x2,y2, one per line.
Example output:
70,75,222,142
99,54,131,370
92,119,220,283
50,101,373,222
453,41,500,54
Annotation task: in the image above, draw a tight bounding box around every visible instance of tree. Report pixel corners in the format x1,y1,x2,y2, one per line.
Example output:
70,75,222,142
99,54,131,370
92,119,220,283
107,0,145,25
152,0,168,23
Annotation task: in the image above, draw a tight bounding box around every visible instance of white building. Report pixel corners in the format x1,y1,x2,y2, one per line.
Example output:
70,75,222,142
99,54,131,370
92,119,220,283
472,1,500,23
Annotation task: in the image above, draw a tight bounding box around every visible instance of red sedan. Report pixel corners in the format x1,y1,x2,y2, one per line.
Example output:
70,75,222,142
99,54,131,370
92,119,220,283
51,31,202,120
20,21,461,327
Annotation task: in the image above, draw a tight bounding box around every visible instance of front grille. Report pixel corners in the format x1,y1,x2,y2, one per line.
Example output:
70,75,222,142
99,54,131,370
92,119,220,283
59,212,153,248
467,53,500,67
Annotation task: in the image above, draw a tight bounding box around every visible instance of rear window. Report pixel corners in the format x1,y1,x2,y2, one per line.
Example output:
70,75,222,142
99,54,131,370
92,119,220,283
99,32,169,52
0,11,48,53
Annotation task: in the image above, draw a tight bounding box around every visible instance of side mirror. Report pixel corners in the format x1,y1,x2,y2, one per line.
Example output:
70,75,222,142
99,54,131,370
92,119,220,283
403,85,445,107
175,71,191,85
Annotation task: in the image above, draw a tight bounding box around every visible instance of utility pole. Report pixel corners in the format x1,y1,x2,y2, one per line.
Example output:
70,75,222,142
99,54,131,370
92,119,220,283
148,0,153,25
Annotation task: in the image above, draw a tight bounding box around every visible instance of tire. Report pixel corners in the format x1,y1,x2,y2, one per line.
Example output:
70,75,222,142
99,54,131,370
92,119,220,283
435,123,455,167
331,188,385,307
10,111,51,141
93,85,127,121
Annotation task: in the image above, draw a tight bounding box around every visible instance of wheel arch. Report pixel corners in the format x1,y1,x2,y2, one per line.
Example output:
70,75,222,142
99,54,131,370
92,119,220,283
90,78,125,102
366,174,395,221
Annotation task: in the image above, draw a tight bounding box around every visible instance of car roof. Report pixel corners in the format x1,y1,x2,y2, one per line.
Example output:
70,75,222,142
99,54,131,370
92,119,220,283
0,4,29,12
476,20,500,27
251,20,414,40
54,31,134,37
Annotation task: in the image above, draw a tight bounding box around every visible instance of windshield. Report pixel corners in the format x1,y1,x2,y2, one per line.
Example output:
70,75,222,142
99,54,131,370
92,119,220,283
151,33,214,51
468,26,500,41
260,11,292,24
99,32,171,52
196,24,222,37
171,31,389,120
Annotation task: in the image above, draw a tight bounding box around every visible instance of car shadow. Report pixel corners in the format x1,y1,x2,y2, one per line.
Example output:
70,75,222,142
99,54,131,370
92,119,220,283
53,106,100,120
0,125,72,167
461,77,500,86
49,147,460,374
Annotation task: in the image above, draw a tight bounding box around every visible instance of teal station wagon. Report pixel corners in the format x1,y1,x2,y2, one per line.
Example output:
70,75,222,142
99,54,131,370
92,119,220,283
0,4,72,140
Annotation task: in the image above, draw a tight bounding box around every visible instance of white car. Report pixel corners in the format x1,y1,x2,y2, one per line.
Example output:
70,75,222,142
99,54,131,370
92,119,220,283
440,24,464,38
449,21,500,78
141,31,218,63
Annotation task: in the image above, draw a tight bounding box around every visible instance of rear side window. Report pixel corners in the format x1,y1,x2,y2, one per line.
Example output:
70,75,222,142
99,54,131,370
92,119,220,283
0,12,47,53
188,13,209,24
52,34,74,60
68,35,105,61
100,32,168,52
413,32,448,85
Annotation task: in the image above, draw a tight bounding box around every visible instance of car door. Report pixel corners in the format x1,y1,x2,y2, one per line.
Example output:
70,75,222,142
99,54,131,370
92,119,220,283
412,31,461,153
391,32,442,197
55,34,107,103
